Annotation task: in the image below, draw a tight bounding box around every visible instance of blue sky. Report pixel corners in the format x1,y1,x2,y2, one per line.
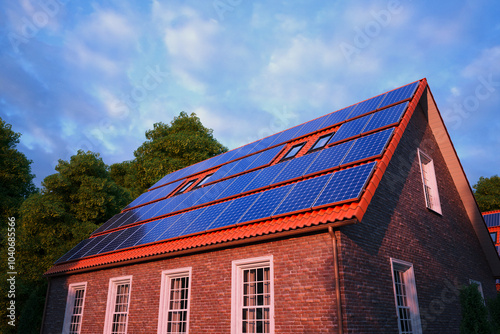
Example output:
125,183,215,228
1,0,499,188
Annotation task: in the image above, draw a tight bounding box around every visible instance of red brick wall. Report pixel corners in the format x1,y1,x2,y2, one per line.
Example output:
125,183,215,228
337,98,497,333
42,232,340,334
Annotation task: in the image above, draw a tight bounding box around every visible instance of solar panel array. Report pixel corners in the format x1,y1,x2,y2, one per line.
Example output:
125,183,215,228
484,212,500,228
58,80,421,264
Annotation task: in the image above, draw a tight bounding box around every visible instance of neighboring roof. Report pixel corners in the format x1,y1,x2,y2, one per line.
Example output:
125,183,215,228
45,79,500,277
484,210,500,227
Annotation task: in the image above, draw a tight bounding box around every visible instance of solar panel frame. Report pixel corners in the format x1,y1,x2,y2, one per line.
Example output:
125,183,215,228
271,150,320,185
272,173,333,217
189,201,232,233
239,183,295,223
291,114,329,139
245,144,285,171
242,161,289,193
193,177,235,206
377,81,419,109
304,140,355,176
136,215,182,245
207,192,262,230
313,162,376,208
341,128,394,165
362,102,408,134
328,113,373,144
269,124,304,147
320,105,356,129
347,94,385,120
156,209,206,241
216,171,260,200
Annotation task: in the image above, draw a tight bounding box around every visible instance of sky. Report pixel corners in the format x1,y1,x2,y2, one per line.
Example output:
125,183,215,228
0,0,499,189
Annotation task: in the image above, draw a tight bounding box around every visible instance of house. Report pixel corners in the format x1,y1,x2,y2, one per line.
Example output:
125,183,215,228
42,79,500,334
484,210,500,291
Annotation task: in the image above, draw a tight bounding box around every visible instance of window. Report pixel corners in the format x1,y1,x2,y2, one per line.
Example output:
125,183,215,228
391,259,422,334
281,143,305,161
418,149,442,214
232,256,274,334
158,268,192,334
469,279,485,302
491,232,498,243
195,174,213,188
175,179,198,195
308,133,335,152
62,282,87,334
104,276,132,334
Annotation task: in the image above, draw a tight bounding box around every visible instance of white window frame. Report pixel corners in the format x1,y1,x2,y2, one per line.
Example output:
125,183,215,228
418,149,442,214
231,255,274,334
158,267,192,334
390,258,422,334
469,279,485,303
62,282,87,334
103,275,133,334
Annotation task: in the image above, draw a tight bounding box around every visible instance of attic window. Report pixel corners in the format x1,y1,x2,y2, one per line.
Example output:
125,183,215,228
418,149,442,214
175,179,198,195
308,133,335,152
195,174,213,188
281,142,306,161
490,232,497,243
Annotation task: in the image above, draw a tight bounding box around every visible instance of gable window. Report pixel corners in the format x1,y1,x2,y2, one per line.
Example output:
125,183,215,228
469,279,485,302
232,256,274,334
490,232,498,243
104,276,132,334
158,268,192,334
175,179,198,195
309,133,335,152
62,282,87,334
418,149,442,214
281,143,306,161
391,259,422,334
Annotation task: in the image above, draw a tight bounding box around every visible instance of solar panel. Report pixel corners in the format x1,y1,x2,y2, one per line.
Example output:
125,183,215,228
321,105,356,129
222,154,260,178
190,201,232,232
313,162,376,207
242,162,289,192
192,178,235,206
158,209,205,241
216,171,259,200
239,184,294,223
121,218,164,247
377,81,419,109
329,113,373,143
72,233,115,259
271,150,320,184
485,212,500,227
208,192,262,230
341,128,394,165
363,102,408,133
304,140,355,175
292,114,329,139
273,173,333,216
97,210,137,233
168,187,208,212
95,225,142,254
208,161,238,183
269,124,304,147
126,179,184,210
115,224,150,250
347,94,385,120
92,212,126,235
249,132,281,153
136,215,182,245
55,239,91,263
245,144,285,171
153,191,193,218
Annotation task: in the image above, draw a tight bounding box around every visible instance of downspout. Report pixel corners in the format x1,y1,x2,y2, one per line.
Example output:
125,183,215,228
328,226,343,334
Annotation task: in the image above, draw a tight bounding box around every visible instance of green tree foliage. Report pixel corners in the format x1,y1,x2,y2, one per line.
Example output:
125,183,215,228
111,112,227,196
473,175,500,212
459,283,491,334
0,117,37,220
488,292,500,333
0,150,131,334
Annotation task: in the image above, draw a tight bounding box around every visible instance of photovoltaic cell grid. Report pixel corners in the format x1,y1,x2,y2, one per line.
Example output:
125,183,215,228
329,113,373,143
269,124,303,147
273,173,333,216
292,115,328,139
377,81,419,109
246,144,285,171
362,102,408,134
314,162,376,207
216,172,259,200
125,179,184,210
341,128,394,165
209,192,262,230
484,212,500,227
239,184,294,223
320,105,356,129
347,94,385,120
271,150,320,184
304,140,355,175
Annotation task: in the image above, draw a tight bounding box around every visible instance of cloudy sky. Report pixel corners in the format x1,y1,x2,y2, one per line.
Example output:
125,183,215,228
1,0,499,188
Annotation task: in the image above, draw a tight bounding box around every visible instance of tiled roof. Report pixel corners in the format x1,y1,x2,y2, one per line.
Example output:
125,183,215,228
45,79,427,276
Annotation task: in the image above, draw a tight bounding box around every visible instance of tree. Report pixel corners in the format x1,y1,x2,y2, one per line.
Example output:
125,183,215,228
111,112,227,196
459,283,491,334
0,117,37,220
0,150,131,334
473,175,500,212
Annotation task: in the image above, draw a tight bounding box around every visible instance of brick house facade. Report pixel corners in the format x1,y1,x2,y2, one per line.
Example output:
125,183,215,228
42,79,500,334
